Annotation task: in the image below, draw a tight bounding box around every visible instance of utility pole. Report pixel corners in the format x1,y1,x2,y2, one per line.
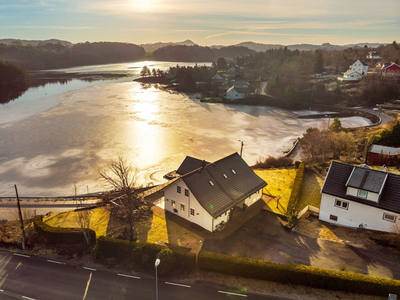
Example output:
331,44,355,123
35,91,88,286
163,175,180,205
238,140,244,157
15,184,26,250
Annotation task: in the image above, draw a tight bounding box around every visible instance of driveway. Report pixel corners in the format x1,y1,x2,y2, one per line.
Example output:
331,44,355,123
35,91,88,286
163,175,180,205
202,210,400,280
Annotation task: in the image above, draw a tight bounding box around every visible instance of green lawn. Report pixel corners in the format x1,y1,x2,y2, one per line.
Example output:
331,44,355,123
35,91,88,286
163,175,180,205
295,168,325,212
254,167,297,215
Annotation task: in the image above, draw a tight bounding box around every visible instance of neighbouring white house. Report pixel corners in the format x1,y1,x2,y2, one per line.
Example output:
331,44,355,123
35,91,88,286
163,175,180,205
163,153,267,232
367,51,381,60
349,59,369,76
226,85,246,100
211,73,224,83
320,161,400,233
338,70,363,82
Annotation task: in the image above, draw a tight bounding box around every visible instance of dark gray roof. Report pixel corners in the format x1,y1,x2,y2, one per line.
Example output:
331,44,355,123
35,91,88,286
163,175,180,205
322,161,400,214
181,153,267,218
346,167,387,193
176,156,209,175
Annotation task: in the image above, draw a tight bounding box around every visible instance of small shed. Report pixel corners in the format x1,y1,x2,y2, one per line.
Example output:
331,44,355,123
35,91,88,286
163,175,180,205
367,144,400,166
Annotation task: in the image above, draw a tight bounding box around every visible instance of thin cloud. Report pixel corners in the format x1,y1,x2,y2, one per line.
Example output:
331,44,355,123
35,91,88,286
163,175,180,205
8,26,96,30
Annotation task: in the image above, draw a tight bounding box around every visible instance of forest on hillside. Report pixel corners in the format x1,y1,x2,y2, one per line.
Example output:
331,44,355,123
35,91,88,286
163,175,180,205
151,45,254,62
0,60,29,103
0,42,146,70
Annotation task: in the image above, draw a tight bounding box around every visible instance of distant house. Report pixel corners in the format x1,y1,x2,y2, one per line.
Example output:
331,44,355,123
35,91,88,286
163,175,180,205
320,161,400,233
226,85,246,100
349,59,369,76
367,144,400,166
367,51,381,59
338,70,362,82
211,73,224,84
163,153,267,232
230,79,249,89
382,62,400,77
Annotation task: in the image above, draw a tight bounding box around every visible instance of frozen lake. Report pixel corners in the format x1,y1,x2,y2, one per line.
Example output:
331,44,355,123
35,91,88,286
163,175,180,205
0,61,372,197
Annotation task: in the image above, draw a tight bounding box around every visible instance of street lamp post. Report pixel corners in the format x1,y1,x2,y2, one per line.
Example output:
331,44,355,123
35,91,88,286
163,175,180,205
155,258,160,300
238,140,244,157
325,115,331,128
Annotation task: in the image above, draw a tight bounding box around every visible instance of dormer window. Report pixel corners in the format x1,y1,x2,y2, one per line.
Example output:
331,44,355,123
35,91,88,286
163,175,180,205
358,189,368,198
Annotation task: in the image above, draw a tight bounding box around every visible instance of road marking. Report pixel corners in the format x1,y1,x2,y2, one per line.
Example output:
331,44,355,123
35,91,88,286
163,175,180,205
47,260,65,265
14,253,30,258
22,296,36,300
15,262,22,270
218,291,248,297
82,272,92,300
83,267,96,271
117,273,140,279
0,289,3,292
165,282,191,288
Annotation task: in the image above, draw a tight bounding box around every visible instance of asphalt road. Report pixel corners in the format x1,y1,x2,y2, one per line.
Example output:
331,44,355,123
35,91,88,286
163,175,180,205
0,250,287,300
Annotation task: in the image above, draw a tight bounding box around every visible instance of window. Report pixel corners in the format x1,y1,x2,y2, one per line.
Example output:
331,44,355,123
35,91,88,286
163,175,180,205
358,189,367,198
185,189,189,197
334,199,349,210
329,214,338,221
190,208,195,216
223,173,228,179
171,200,176,207
177,186,181,194
209,180,214,186
231,169,236,174
180,204,185,212
383,213,396,223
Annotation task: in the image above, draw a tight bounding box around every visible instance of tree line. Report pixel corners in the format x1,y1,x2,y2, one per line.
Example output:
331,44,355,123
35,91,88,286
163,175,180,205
0,60,29,103
0,42,146,70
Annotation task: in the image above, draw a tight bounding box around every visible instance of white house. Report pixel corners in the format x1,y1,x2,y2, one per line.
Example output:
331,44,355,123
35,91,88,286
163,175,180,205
320,161,400,233
211,73,224,83
338,70,363,82
226,85,246,100
163,153,267,232
367,51,381,60
349,59,369,77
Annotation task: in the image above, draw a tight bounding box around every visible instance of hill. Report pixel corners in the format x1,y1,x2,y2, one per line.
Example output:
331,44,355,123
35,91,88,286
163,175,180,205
0,38,73,47
0,60,29,103
140,40,196,53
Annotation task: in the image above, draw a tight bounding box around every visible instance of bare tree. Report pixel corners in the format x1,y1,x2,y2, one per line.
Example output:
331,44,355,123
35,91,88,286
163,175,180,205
99,155,146,241
75,210,92,245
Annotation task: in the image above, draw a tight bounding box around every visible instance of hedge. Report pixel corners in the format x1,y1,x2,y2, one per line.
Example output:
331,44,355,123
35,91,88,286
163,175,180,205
198,250,400,296
287,161,305,211
96,236,196,273
33,216,96,245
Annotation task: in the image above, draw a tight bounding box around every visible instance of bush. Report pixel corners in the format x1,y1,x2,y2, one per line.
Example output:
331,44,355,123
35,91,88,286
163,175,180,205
253,156,294,168
156,248,176,276
96,236,196,274
198,250,400,296
33,216,96,245
287,161,304,210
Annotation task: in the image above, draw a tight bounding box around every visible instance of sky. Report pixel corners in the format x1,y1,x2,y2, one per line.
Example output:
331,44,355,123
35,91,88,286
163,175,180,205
0,0,399,46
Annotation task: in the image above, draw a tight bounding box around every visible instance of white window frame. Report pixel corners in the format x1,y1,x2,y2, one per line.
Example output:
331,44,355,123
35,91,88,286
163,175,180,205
329,214,338,221
358,189,368,198
190,208,195,216
334,199,349,210
180,204,185,212
185,189,189,197
383,212,396,223
171,199,176,207
177,186,181,194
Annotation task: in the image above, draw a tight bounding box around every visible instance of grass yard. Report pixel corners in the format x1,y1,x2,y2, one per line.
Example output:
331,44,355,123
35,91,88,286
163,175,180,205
295,168,325,212
44,207,110,238
254,167,296,215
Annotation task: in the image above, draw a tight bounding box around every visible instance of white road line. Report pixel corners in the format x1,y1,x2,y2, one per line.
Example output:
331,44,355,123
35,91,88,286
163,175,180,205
218,291,248,297
82,272,92,300
0,289,3,292
22,296,36,300
83,267,96,271
47,259,65,265
117,273,140,280
13,253,30,258
165,282,191,288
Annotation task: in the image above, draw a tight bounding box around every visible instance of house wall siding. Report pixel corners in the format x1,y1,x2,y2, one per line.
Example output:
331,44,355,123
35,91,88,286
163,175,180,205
350,60,368,76
346,187,379,202
319,193,400,232
164,179,214,232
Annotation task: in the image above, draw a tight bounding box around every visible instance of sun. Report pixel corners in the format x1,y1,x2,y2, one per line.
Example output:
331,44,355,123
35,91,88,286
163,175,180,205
130,0,156,12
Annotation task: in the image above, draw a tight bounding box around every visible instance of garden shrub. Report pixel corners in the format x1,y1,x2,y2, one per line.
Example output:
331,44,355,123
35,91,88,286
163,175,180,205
156,248,176,276
198,250,400,296
33,216,95,244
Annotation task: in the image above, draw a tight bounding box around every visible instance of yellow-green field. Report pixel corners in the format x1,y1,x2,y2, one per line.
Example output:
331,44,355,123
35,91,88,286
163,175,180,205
254,167,296,215
295,168,325,211
44,207,110,238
